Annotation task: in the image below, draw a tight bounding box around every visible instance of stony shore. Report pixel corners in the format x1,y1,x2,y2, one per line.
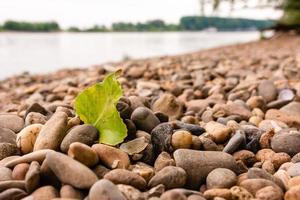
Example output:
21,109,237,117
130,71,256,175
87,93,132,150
0,33,300,200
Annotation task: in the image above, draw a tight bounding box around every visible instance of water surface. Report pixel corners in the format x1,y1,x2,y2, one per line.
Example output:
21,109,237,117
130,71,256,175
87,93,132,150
0,31,259,79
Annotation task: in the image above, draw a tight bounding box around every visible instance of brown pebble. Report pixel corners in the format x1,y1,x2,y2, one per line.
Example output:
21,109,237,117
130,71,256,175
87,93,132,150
68,142,99,167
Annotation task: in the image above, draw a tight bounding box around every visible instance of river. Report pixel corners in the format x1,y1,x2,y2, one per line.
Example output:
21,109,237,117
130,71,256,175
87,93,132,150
0,31,260,79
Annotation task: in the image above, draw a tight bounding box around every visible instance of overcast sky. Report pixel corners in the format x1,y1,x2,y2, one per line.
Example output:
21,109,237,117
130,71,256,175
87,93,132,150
0,0,282,28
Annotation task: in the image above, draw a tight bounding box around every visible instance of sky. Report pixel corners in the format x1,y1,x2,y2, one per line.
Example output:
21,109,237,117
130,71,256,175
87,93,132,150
0,0,282,28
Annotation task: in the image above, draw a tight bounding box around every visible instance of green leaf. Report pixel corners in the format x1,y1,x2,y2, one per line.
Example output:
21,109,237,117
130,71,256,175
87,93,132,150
74,71,127,145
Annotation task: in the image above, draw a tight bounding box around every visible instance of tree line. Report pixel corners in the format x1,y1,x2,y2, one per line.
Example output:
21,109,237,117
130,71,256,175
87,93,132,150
0,17,274,32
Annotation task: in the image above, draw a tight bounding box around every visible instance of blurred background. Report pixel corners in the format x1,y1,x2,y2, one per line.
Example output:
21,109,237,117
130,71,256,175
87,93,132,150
0,0,296,79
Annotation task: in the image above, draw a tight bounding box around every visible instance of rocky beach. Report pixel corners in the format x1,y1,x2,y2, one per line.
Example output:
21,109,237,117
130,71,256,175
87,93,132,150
0,33,300,200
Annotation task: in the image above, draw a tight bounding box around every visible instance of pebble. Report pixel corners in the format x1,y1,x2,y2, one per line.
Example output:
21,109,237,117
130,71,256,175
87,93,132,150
151,123,173,156
34,111,68,151
262,160,276,174
278,89,295,101
187,195,206,200
88,179,126,200
271,131,300,156
131,107,160,133
17,124,43,154
280,101,300,117
117,184,145,200
0,114,24,133
92,144,130,169
0,180,25,192
256,149,276,162
45,151,98,189
146,184,165,198
288,176,300,189
287,162,300,177
131,162,155,182
0,143,19,160
92,164,110,179
233,150,256,166
30,185,59,200
265,109,300,128
246,96,266,110
284,185,300,200
259,129,275,149
104,169,147,190
291,152,300,163
120,137,149,155
223,131,246,154
0,127,17,145
160,190,187,200
171,130,193,150
203,188,232,200
239,178,282,196
154,151,175,172
5,149,53,168
271,152,291,169
258,80,277,102
200,137,219,151
25,161,40,193
60,185,84,199
205,121,231,143
25,112,47,126
206,168,237,189
60,124,98,152
274,169,290,190
148,166,187,189
230,186,253,200
256,186,283,200
0,188,27,200
152,93,183,120
12,163,30,180
174,149,237,188
67,142,99,167
0,167,12,181
212,103,252,121
173,121,205,136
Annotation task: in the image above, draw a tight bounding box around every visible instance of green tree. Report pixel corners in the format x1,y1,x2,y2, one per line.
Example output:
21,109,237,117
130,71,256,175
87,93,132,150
200,0,300,28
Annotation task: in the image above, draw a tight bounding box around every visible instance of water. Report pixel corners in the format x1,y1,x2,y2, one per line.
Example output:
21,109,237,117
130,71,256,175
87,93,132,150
0,31,259,79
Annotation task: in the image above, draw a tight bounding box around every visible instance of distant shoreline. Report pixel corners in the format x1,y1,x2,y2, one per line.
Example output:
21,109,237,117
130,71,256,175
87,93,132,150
0,30,260,33
0,16,274,33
